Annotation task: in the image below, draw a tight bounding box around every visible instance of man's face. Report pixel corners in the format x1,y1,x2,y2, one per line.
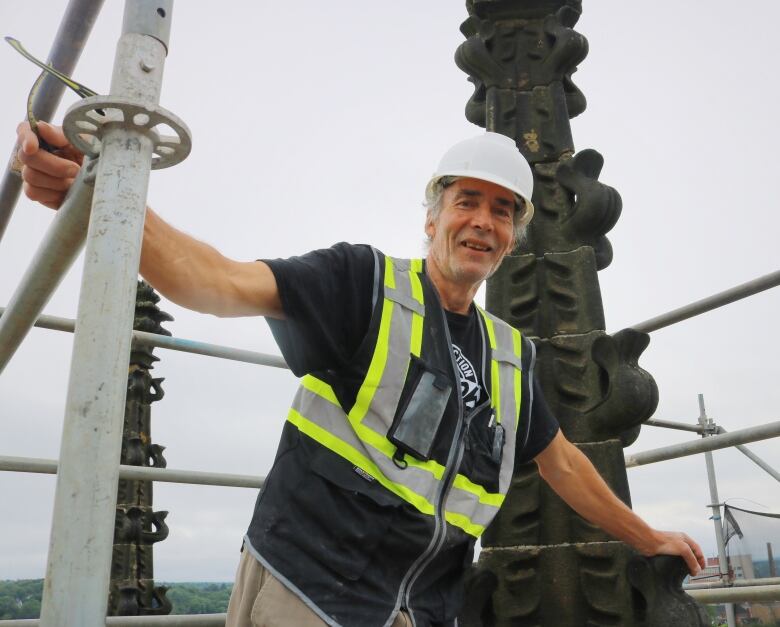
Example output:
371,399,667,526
425,177,516,288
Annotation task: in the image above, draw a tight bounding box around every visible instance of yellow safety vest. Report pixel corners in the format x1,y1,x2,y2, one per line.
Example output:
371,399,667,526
286,256,524,538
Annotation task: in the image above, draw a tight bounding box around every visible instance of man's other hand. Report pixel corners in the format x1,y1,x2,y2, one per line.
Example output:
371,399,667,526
16,121,83,209
643,530,706,577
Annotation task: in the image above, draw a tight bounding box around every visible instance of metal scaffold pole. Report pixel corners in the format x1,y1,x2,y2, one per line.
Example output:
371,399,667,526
0,0,105,243
628,270,780,334
698,394,736,627
0,163,96,373
716,426,780,483
624,420,780,468
38,1,181,624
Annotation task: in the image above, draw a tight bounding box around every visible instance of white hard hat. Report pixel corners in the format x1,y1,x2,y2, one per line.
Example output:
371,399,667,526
428,131,535,226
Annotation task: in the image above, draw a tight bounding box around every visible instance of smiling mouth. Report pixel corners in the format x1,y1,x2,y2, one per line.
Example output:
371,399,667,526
461,241,492,252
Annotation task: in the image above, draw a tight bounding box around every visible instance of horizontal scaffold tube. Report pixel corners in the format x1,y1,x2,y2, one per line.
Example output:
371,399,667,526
717,426,780,482
685,577,780,590
0,162,96,375
628,269,780,334
644,418,706,434
625,421,780,468
686,584,780,603
0,307,289,369
0,455,264,489
0,615,226,627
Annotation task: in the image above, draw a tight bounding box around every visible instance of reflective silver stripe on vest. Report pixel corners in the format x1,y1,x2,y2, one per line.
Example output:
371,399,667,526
287,256,522,537
292,383,499,531
491,347,523,370
478,308,522,496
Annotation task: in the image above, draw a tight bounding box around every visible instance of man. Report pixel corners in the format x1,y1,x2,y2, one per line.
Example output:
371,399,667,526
17,123,704,627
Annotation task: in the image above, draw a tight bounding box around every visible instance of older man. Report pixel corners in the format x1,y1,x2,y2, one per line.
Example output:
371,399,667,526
17,124,704,627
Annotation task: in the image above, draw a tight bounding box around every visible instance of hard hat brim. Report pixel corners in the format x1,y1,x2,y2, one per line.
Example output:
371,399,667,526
429,170,535,226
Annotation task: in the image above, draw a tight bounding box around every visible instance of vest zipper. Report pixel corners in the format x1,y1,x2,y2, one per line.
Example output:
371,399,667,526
390,293,492,627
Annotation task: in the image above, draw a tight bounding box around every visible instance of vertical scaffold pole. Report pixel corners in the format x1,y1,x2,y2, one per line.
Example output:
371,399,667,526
698,394,736,627
39,2,174,625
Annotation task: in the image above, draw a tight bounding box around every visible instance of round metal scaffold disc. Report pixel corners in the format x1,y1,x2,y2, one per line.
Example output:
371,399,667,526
62,95,191,169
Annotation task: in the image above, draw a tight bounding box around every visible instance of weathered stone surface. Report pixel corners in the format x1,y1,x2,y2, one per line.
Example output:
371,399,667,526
482,85,575,164
114,507,169,545
117,477,152,509
482,441,629,549
110,543,154,581
138,581,172,615
467,0,582,21
528,150,621,267
486,150,622,343
107,576,171,616
533,331,657,444
463,542,635,626
454,0,706,623
486,248,606,338
458,1,587,132
627,555,710,626
109,281,172,616
462,545,706,627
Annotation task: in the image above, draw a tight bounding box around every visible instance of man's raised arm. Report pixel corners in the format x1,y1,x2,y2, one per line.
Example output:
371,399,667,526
15,121,283,319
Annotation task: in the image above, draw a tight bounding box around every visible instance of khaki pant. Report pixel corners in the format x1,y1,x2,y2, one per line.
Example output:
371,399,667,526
226,548,412,627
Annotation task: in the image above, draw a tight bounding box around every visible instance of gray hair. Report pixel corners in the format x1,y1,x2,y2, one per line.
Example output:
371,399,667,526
423,176,528,246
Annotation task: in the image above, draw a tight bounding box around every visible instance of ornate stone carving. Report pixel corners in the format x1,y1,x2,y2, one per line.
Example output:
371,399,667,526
464,547,708,626
455,2,706,624
483,441,630,549
534,330,658,444
627,556,712,626
107,281,173,616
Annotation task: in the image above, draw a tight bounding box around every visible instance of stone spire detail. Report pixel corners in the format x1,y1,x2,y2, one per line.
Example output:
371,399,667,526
108,281,173,616
455,2,708,624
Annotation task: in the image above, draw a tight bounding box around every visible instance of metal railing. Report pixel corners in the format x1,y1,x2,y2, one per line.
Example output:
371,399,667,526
627,269,780,334
0,1,190,624
0,307,289,370
686,585,780,603
686,576,780,591
624,420,780,468
1,1,779,624
635,397,780,624
0,455,265,489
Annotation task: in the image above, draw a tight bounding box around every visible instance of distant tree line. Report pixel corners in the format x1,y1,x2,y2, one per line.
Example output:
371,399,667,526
0,579,42,619
164,582,232,614
0,580,232,618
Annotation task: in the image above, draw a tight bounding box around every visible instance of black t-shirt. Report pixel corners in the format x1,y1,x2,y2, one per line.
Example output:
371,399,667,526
263,242,559,464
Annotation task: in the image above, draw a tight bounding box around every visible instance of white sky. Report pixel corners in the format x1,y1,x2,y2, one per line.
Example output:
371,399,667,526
0,1,778,582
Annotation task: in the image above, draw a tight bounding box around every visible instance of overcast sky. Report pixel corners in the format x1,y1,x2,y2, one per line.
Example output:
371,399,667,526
1,1,778,582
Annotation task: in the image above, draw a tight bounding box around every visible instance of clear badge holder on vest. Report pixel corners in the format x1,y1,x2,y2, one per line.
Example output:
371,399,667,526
388,357,452,467
486,410,506,464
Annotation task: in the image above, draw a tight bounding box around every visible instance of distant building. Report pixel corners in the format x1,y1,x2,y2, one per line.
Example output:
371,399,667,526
692,555,754,584
692,555,779,625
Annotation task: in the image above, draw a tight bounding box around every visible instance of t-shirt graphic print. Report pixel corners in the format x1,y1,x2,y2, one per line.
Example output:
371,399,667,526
452,343,481,410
